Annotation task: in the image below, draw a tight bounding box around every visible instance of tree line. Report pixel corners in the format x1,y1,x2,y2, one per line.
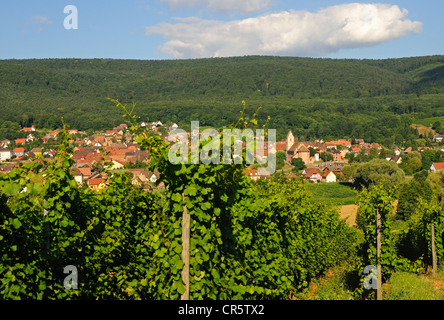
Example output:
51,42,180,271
1,56,444,146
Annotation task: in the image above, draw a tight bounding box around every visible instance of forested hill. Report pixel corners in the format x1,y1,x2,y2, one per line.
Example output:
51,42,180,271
1,55,444,144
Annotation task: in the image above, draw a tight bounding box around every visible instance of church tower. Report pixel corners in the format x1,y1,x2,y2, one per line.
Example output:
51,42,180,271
286,130,295,151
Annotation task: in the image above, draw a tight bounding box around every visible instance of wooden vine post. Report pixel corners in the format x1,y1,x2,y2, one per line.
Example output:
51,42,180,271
181,193,190,300
376,208,382,301
431,223,437,275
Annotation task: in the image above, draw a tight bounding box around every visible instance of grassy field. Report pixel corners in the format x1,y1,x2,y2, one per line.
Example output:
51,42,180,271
384,271,444,300
413,116,444,127
303,178,444,300
301,268,444,300
410,123,437,137
304,182,358,207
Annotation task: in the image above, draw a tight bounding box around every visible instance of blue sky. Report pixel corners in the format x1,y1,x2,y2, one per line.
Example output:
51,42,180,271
0,0,442,60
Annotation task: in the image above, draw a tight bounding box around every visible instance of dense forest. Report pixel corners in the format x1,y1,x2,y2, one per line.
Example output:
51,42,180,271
1,55,444,144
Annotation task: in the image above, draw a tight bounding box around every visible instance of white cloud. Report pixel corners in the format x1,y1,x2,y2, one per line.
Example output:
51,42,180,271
27,16,53,33
29,16,53,26
146,3,422,58
161,0,272,14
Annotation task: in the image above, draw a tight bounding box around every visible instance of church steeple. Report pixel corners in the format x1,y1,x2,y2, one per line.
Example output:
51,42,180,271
286,130,295,151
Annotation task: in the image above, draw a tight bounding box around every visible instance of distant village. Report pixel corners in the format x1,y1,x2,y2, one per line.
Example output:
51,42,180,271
1,122,444,190
244,129,444,183
0,122,163,191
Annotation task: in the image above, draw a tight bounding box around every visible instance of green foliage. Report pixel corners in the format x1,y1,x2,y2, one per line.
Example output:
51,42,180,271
0,121,22,140
432,121,442,133
397,200,444,267
0,101,359,300
344,159,405,190
356,183,410,300
275,150,287,170
415,116,444,128
0,127,163,299
302,263,358,300
420,149,444,171
124,160,149,169
123,98,358,299
384,272,442,300
355,181,444,299
0,129,85,299
427,171,444,205
320,152,333,162
291,157,306,171
400,151,423,175
247,178,359,297
305,182,358,206
397,178,433,221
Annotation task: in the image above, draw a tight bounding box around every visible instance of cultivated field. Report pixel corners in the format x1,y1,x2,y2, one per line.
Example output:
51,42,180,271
338,204,358,227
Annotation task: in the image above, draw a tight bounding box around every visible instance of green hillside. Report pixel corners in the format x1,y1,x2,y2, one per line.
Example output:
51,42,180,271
0,55,444,144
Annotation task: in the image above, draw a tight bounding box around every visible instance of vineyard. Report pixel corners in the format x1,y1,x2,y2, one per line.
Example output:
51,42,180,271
1,102,443,300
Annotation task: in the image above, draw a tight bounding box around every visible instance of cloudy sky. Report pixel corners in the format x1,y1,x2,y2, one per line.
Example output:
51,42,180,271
0,0,442,60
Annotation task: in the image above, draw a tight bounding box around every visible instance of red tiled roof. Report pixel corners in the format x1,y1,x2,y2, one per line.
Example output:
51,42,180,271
77,159,94,164
325,139,351,147
111,155,127,164
109,149,129,156
304,168,321,178
296,144,310,153
88,178,103,186
322,170,333,178
20,126,35,132
244,169,259,176
275,141,286,151
433,162,444,171
286,172,298,179
244,169,269,177
78,167,92,176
